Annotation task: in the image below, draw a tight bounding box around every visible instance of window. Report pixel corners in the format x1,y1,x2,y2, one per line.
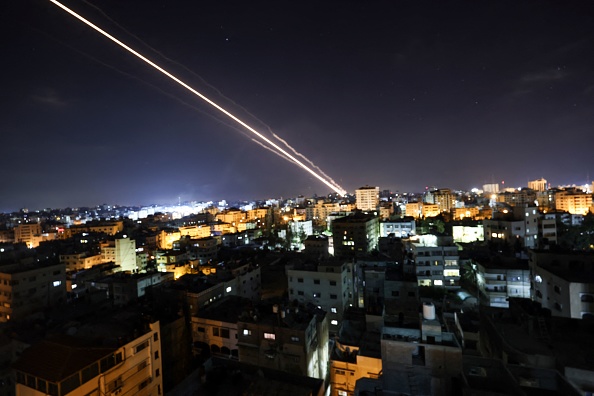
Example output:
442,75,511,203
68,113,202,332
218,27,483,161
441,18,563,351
264,333,275,340
331,307,337,313
330,280,337,286
298,291,304,296
392,291,400,297
331,320,338,325
330,294,337,299
581,294,594,303
554,285,561,294
155,351,159,359
221,328,230,339
408,291,415,297
198,327,205,333
135,340,149,353
314,279,320,284
291,336,300,342
156,368,160,377
298,278,303,283
313,292,321,298
213,328,220,337
243,329,252,336
154,332,159,342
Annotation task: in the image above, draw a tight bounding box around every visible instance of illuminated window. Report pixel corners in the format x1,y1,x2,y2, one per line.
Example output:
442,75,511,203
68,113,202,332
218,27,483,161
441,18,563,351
243,329,252,336
331,307,337,313
264,333,275,340
331,320,338,325
434,280,443,286
226,286,232,293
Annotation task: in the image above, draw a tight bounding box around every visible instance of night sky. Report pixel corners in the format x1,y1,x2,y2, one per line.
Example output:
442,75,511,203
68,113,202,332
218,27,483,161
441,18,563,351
2,0,594,211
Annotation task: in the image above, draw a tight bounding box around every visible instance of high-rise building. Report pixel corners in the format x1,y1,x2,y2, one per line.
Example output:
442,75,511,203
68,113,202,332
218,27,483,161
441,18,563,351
356,186,379,211
483,183,499,194
13,223,41,248
555,190,593,215
332,212,379,258
528,178,547,192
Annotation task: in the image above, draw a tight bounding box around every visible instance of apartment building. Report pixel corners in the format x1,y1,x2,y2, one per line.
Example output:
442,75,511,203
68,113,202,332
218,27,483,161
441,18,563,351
0,260,66,322
237,302,329,380
355,186,379,211
287,259,353,334
410,243,460,289
14,318,162,396
530,251,594,319
555,190,593,215
60,252,103,272
332,212,379,259
380,219,416,238
474,258,530,308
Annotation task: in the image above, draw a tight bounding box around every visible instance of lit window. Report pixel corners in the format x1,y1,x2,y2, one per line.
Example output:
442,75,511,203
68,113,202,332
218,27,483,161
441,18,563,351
226,286,232,293
331,307,337,313
331,320,338,325
53,281,61,287
264,333,275,340
434,280,443,286
243,329,251,336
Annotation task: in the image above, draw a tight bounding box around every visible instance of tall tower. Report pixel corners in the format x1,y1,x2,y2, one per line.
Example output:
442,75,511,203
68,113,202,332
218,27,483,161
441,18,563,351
528,178,547,192
355,186,379,211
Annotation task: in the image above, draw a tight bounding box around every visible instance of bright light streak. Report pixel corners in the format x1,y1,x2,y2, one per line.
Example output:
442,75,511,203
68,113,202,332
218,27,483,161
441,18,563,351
48,0,347,196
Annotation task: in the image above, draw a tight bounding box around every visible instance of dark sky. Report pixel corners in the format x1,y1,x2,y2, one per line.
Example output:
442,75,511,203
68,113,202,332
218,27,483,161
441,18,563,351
2,0,594,211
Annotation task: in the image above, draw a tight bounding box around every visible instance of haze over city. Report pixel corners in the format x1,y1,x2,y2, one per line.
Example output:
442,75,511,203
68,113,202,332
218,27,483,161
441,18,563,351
2,0,594,211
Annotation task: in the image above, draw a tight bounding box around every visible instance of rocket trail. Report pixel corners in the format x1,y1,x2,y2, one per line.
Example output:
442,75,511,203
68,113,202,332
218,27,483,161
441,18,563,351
49,0,347,196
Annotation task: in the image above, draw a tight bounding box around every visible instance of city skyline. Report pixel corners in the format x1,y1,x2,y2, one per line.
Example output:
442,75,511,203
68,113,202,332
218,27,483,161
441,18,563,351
3,0,594,211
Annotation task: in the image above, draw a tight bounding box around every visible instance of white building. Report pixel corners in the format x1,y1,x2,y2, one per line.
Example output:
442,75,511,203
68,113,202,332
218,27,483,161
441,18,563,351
287,259,353,334
410,243,460,289
101,237,137,272
530,251,594,319
475,259,531,308
356,186,379,211
380,219,416,238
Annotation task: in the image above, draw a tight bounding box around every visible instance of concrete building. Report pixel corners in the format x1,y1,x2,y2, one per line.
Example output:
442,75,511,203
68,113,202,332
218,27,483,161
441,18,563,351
554,190,593,215
355,186,379,211
303,235,330,259
93,271,174,306
410,242,460,289
528,178,548,192
329,308,382,396
236,302,329,380
101,237,137,272
14,316,162,396
452,225,484,243
432,188,455,213
474,257,531,308
191,295,246,359
380,303,463,395
65,220,124,237
287,259,353,335
483,183,499,194
332,212,379,259
13,223,41,249
530,250,594,319
60,252,103,272
380,219,416,238
496,189,537,207
0,260,66,322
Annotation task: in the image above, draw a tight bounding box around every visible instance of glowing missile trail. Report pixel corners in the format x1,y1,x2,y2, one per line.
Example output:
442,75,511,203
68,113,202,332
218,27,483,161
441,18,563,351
49,0,347,196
